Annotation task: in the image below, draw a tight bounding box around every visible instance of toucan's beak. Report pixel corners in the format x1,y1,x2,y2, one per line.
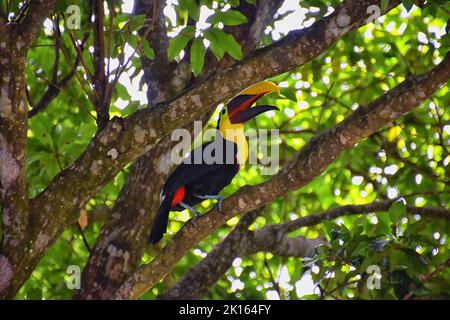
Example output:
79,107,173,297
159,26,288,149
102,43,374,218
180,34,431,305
227,82,280,124
229,102,278,124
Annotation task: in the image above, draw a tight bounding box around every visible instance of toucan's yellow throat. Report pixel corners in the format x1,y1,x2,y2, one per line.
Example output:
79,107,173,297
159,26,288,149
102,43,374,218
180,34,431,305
218,81,280,165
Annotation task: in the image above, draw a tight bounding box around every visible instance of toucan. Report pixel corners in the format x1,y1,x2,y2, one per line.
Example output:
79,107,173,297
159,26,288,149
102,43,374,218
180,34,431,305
149,82,280,244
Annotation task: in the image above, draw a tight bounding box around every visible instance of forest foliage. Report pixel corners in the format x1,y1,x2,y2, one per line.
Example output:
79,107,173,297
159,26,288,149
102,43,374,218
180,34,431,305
0,0,449,300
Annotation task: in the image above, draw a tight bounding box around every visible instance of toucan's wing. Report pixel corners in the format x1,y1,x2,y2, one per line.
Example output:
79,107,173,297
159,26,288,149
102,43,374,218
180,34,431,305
162,140,237,195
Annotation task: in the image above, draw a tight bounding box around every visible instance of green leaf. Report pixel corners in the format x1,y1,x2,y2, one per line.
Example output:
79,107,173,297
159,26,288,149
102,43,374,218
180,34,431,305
142,39,155,59
381,0,390,11
122,14,147,32
206,10,248,26
228,0,241,6
167,26,196,60
204,28,225,59
389,201,407,222
375,211,393,235
204,28,242,60
30,117,55,150
352,241,369,257
179,0,200,21
27,287,42,300
190,38,206,76
401,0,414,11
280,87,297,102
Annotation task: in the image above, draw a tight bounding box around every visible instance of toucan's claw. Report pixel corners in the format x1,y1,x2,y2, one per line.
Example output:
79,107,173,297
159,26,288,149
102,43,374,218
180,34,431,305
179,201,201,217
214,197,226,215
193,193,225,215
190,208,202,217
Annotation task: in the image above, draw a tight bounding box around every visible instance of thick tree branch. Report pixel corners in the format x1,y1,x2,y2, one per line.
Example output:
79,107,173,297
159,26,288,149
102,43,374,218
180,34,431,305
159,209,325,300
136,0,181,105
113,53,450,299
247,236,327,258
77,0,286,300
0,25,29,297
158,210,262,300
0,1,58,298
6,0,398,298
159,198,450,300
76,0,179,300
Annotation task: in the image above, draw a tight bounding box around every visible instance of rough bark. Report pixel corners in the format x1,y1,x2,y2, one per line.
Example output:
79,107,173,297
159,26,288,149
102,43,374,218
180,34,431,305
14,1,397,299
0,0,58,298
157,200,450,300
113,53,450,299
158,210,262,300
159,209,325,300
76,0,186,300
30,1,400,245
0,25,29,293
77,0,285,300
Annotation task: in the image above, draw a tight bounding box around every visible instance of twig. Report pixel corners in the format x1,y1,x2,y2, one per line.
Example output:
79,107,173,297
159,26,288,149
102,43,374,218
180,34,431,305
108,14,155,102
52,17,61,83
317,82,335,131
67,30,96,85
58,31,96,105
32,72,96,121
106,1,114,81
93,0,109,129
12,0,30,23
76,222,91,252
264,256,282,299
403,258,450,300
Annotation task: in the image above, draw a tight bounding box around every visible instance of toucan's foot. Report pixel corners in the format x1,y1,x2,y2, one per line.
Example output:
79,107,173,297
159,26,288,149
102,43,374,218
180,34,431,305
193,193,225,214
214,198,226,215
179,201,201,217
191,208,202,217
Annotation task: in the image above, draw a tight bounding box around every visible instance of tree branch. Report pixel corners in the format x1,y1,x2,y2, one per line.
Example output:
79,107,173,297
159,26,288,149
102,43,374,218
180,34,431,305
158,210,262,300
76,0,179,300
0,26,31,297
159,209,326,300
113,52,450,300
199,0,285,80
136,0,180,105
32,0,399,250
7,0,401,298
77,0,287,300
150,199,450,300
266,201,450,235
92,0,109,130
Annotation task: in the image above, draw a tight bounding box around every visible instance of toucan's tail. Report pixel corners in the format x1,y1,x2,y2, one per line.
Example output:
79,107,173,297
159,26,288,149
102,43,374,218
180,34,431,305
149,194,173,244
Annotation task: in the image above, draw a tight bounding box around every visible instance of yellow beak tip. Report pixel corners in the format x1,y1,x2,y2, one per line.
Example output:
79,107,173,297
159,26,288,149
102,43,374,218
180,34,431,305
239,81,280,96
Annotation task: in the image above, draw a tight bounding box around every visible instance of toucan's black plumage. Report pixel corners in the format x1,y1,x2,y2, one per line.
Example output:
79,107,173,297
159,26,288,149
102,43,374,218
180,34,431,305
149,82,280,244
149,139,239,244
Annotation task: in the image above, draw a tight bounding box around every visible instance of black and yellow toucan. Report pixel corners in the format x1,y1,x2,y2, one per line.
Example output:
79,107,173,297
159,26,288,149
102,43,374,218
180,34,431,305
149,82,280,244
